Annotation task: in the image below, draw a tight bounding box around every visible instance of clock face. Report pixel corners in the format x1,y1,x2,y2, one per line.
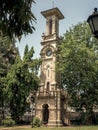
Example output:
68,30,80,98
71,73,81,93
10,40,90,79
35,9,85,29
46,49,52,57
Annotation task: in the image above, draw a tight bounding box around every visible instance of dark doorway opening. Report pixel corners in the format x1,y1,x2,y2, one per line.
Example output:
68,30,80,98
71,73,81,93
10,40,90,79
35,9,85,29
42,104,49,125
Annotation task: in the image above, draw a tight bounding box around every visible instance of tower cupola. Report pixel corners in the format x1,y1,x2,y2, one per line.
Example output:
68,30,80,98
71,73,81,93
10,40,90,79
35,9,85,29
41,8,64,37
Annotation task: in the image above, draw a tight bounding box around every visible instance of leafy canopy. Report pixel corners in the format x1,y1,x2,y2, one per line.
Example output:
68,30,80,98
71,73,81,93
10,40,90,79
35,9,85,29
0,0,36,40
57,22,98,118
5,45,41,122
0,34,19,119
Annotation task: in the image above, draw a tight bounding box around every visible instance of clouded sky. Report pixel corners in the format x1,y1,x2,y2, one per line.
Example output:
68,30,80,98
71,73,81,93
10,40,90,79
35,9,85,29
16,0,98,58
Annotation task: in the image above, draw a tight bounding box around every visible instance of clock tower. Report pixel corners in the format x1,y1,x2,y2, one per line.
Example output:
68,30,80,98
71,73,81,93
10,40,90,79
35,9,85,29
36,8,64,127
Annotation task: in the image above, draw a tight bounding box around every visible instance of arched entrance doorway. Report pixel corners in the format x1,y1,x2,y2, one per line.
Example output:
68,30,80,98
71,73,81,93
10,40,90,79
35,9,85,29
42,104,49,125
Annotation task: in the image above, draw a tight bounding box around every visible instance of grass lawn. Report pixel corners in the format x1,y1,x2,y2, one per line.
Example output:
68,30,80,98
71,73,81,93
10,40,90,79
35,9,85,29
0,126,98,130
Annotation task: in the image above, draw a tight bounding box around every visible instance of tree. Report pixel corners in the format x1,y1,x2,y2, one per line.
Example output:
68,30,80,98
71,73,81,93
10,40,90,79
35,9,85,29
6,45,41,123
57,22,98,124
0,34,19,119
0,0,36,40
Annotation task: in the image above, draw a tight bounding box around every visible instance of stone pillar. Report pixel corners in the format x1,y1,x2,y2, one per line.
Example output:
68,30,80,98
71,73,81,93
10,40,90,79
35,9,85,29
46,20,49,35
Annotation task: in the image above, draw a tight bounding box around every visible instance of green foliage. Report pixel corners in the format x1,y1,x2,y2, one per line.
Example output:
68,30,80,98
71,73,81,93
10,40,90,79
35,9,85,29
1,116,15,127
0,34,19,119
31,117,41,127
5,45,41,123
0,0,36,40
57,22,98,124
0,35,18,75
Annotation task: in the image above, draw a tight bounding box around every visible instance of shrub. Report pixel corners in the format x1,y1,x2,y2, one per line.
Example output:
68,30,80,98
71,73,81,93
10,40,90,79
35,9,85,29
31,117,41,127
1,116,15,127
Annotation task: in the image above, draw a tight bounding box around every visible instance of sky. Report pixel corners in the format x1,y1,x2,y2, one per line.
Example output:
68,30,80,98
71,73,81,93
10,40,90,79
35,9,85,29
16,0,98,58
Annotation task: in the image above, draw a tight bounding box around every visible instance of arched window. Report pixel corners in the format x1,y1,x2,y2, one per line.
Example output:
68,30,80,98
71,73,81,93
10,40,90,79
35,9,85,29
55,19,58,33
47,65,50,77
49,19,52,35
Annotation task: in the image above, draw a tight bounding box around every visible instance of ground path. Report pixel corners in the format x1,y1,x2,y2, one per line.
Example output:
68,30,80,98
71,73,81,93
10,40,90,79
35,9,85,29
0,125,31,130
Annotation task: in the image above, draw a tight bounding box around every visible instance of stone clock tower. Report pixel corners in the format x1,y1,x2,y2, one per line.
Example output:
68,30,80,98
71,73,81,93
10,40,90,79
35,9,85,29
36,8,64,127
